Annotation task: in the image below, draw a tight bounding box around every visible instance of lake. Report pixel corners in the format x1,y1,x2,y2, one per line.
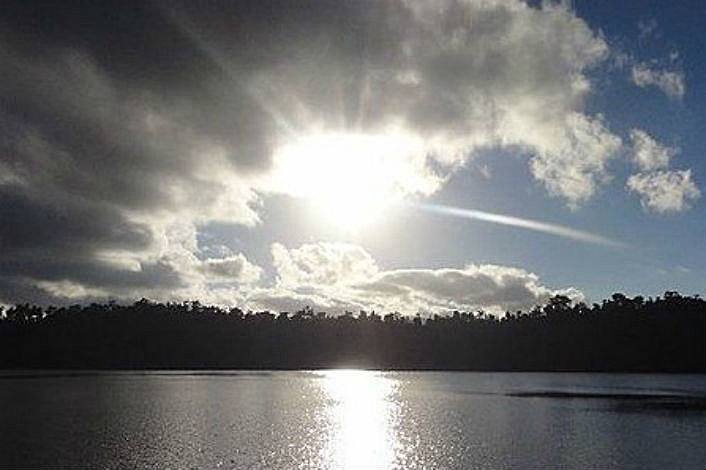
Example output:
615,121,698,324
0,371,704,469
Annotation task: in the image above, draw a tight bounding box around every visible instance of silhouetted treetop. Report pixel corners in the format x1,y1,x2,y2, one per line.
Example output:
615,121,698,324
0,292,703,371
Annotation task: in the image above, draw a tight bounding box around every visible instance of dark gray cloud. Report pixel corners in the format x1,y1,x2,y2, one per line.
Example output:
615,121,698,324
0,185,152,253
0,183,167,298
0,2,270,303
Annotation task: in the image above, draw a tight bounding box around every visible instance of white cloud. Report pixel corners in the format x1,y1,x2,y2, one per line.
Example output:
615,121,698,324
629,129,676,171
249,242,584,315
625,129,699,215
199,254,263,283
631,63,685,99
530,113,621,207
626,170,701,213
272,242,378,287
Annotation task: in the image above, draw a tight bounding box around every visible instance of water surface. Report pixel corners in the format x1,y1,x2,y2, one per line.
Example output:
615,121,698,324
0,371,704,469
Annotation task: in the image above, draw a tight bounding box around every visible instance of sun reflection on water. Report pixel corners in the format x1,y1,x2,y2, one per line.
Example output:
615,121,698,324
320,370,399,469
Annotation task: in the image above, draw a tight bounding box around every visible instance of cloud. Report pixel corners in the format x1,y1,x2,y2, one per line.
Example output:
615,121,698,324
271,241,378,288
631,62,685,99
626,170,701,213
249,242,583,315
629,129,676,171
637,19,658,39
353,265,584,314
529,113,621,206
198,255,263,283
625,129,699,214
248,0,619,205
0,0,637,305
0,14,264,304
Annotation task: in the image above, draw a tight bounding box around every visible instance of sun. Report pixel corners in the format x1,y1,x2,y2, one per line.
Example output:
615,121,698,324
270,132,430,231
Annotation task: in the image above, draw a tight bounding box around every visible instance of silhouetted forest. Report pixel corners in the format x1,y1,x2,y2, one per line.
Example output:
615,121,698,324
0,292,704,371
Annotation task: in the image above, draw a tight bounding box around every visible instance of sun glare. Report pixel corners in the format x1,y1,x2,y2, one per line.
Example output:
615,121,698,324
271,133,433,231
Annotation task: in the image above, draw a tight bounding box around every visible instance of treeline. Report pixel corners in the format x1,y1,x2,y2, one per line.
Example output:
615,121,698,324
0,291,704,371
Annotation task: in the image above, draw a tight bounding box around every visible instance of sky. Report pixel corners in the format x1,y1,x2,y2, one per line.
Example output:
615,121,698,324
0,0,704,314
